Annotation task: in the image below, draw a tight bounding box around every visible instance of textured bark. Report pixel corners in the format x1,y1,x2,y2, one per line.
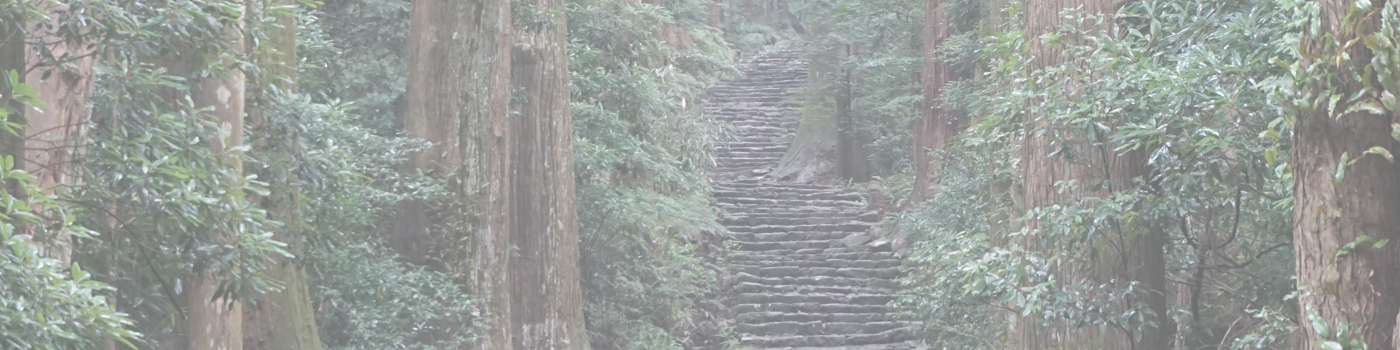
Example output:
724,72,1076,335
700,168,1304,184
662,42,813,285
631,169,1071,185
834,45,871,182
647,0,695,50
14,1,99,266
910,0,967,202
707,0,724,28
188,6,247,349
241,0,325,348
1292,1,1400,348
399,0,515,348
1014,0,1169,349
772,48,836,183
509,0,590,347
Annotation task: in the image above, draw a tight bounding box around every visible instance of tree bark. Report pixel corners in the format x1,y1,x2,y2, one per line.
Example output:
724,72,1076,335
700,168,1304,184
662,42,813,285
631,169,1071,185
187,4,247,349
647,0,695,51
241,0,325,348
1292,1,1400,348
509,0,590,347
707,0,724,28
13,1,99,266
1015,1,1170,349
399,0,515,348
910,0,966,202
834,44,871,182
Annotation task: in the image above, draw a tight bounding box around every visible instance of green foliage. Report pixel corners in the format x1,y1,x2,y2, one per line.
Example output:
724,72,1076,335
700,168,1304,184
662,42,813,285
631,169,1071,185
722,0,800,52
893,143,1014,348
308,243,479,350
259,91,473,350
77,55,287,346
0,159,138,350
300,0,411,133
790,0,928,175
292,2,479,348
897,0,1301,347
0,74,138,350
568,0,736,348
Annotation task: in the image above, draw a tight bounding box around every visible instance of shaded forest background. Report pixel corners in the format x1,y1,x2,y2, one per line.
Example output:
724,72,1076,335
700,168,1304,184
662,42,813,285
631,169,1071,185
3,0,1400,349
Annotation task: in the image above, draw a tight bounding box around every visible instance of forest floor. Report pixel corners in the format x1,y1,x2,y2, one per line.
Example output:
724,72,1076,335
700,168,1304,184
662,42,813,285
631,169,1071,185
706,50,919,350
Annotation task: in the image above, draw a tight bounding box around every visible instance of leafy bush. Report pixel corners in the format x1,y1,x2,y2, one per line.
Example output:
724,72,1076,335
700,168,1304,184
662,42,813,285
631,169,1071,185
1,75,138,350
896,0,1300,347
308,243,479,350
568,0,736,347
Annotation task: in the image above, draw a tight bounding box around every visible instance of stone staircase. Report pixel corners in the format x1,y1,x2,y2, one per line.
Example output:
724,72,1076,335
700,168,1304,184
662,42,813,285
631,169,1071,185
706,51,917,350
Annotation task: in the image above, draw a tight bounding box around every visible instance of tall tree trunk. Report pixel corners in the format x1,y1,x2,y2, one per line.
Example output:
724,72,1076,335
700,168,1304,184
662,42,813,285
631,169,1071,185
15,1,99,266
1292,0,1400,348
509,0,590,347
242,0,325,348
187,4,248,349
1015,1,1170,349
910,0,966,202
835,44,870,182
647,0,695,51
399,0,515,348
707,0,724,28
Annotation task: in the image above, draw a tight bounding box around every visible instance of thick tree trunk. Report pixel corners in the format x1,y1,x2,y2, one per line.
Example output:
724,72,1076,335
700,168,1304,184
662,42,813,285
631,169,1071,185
1015,1,1169,349
834,45,870,182
188,7,247,349
241,0,325,348
647,0,695,51
14,1,99,266
910,0,965,202
772,48,837,183
399,0,515,348
1292,1,1400,348
707,0,724,28
509,0,590,347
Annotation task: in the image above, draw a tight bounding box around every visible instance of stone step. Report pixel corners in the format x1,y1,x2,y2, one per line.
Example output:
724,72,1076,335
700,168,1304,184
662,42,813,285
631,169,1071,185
726,135,794,143
726,223,872,233
722,215,875,226
716,151,787,158
739,329,912,348
715,190,861,201
715,80,805,88
718,81,806,88
714,181,850,189
716,156,795,164
734,272,898,288
714,187,864,196
722,120,799,128
730,231,849,242
733,258,899,269
726,246,867,255
717,161,781,168
735,265,900,279
738,320,905,337
735,302,898,315
738,311,900,324
728,251,897,262
737,343,921,350
718,145,789,152
733,282,895,295
718,207,865,215
719,204,866,211
737,292,895,306
736,240,835,251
